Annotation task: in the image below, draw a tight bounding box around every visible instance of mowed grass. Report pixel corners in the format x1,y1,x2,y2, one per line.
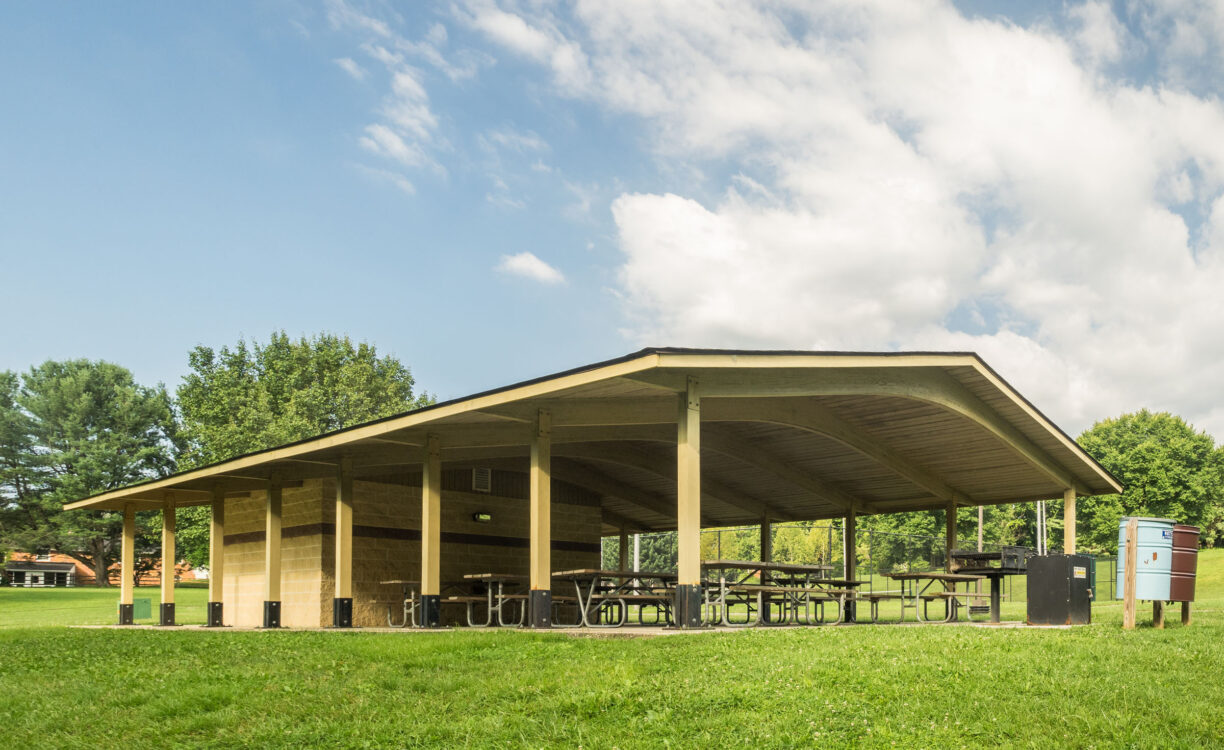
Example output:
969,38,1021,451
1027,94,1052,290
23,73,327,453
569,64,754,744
0,584,210,627
0,553,1221,748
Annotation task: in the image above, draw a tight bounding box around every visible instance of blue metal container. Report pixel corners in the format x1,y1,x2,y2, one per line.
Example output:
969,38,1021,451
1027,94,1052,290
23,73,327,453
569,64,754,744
1116,517,1174,601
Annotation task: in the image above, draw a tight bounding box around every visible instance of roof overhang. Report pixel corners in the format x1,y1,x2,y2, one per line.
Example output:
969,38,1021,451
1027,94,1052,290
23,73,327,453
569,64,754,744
64,348,1122,530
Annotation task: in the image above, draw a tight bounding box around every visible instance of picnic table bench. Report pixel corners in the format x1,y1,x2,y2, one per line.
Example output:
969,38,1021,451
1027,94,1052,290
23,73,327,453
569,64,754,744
552,569,677,628
702,560,862,627
884,572,986,623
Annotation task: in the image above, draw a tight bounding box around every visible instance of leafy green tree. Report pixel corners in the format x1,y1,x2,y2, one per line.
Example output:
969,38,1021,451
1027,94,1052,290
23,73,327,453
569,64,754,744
1072,410,1224,552
173,332,434,567
0,361,180,586
177,331,432,467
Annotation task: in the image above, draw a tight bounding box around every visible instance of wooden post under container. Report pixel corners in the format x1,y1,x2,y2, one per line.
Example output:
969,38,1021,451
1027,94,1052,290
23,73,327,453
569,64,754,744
1153,600,1165,629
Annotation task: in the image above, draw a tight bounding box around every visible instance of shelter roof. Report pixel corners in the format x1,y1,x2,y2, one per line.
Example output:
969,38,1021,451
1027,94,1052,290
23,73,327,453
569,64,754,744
64,348,1121,530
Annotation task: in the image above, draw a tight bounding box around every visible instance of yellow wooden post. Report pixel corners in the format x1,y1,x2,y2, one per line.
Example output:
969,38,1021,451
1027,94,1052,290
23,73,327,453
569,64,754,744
1063,488,1076,554
159,500,176,626
675,376,702,627
618,527,629,571
529,410,552,627
760,514,772,563
1123,517,1138,630
844,506,857,622
945,501,958,572
207,487,225,627
263,479,282,628
333,455,354,627
119,503,135,624
420,434,442,627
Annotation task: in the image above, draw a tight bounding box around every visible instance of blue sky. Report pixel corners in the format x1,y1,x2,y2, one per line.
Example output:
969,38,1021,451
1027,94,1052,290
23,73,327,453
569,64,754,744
4,1,1224,438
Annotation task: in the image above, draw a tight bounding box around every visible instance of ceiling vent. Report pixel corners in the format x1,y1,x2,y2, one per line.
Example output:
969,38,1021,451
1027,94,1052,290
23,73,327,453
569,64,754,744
472,467,492,493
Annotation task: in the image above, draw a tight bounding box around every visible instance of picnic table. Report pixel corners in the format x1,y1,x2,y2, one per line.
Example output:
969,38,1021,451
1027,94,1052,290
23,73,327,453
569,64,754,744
702,560,860,627
456,573,530,627
380,579,419,628
552,569,677,628
883,572,987,623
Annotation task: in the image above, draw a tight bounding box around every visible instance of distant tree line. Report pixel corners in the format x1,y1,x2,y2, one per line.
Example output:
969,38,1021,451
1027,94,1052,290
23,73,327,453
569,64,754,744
0,332,432,585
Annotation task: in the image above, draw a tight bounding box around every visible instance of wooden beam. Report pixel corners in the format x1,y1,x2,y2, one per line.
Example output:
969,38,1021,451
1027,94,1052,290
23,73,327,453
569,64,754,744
1123,517,1137,630
600,507,649,534
555,443,780,519
946,501,958,572
701,427,870,512
529,410,551,592
265,481,282,605
479,398,675,427
681,368,1086,494
677,377,701,587
120,503,134,606
552,458,701,522
705,398,969,505
335,456,354,602
844,507,857,581
208,486,224,623
161,501,175,610
421,436,441,598
1063,487,1076,554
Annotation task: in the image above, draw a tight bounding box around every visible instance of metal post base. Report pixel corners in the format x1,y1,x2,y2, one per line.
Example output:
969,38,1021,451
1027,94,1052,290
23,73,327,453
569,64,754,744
419,594,440,628
529,589,552,628
206,602,225,627
118,603,134,625
673,584,703,628
332,597,353,628
159,602,176,626
844,601,856,623
262,600,281,628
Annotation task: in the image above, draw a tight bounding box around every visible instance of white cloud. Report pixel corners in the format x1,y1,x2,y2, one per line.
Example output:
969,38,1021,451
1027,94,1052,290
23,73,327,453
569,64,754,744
334,56,366,80
496,251,565,284
358,124,428,168
480,127,548,153
1069,1,1126,67
469,0,1224,438
351,163,416,195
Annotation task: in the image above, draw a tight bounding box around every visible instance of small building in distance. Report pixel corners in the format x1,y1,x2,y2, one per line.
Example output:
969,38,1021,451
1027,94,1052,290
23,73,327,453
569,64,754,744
3,550,201,587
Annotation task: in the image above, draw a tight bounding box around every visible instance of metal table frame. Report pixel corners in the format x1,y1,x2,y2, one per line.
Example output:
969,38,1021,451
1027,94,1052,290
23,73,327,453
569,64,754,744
552,569,677,628
702,560,857,627
884,572,986,623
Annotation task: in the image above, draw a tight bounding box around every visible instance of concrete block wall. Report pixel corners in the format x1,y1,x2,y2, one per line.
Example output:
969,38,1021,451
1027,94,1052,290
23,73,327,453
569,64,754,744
221,469,603,628
220,481,325,628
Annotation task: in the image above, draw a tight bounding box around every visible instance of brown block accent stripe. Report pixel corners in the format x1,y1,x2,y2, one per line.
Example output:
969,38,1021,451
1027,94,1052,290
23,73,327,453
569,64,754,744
224,524,599,554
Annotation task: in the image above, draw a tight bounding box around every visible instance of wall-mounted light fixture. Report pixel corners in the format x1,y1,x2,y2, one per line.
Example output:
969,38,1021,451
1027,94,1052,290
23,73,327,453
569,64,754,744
472,512,492,524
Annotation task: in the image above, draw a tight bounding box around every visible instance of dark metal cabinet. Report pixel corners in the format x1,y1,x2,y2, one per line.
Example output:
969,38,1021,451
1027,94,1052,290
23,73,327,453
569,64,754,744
1027,554,1093,625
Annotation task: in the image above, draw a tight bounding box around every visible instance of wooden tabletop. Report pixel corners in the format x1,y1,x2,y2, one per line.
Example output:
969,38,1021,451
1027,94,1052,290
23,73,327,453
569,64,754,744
883,572,985,582
463,573,528,582
552,568,677,580
702,559,835,574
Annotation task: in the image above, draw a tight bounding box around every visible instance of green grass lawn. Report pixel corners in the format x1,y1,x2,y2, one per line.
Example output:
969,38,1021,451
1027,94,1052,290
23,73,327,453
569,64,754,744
1,554,1222,748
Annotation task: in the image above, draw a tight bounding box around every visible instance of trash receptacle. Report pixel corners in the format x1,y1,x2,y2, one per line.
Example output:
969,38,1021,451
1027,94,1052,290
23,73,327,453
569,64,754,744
1116,517,1174,601
132,598,151,620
